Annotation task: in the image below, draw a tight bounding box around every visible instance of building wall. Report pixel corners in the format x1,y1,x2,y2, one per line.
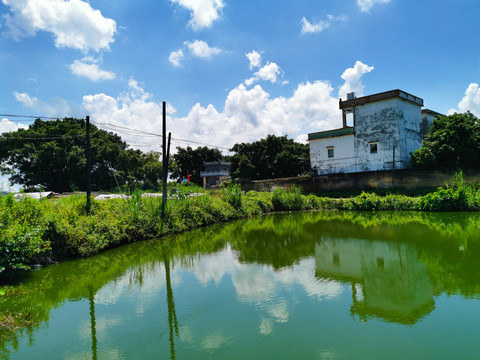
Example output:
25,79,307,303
396,99,423,168
309,97,424,175
236,169,480,193
421,111,437,137
310,134,355,174
353,98,400,172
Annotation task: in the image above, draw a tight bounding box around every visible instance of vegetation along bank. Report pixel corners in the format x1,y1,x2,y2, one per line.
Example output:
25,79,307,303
1,173,480,279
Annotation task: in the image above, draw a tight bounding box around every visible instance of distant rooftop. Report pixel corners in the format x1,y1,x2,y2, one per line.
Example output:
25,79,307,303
308,127,354,141
422,109,443,117
339,89,423,109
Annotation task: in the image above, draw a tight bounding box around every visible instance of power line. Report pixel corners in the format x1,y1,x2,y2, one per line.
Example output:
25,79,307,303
2,114,232,151
0,114,60,121
1,135,84,140
93,121,231,150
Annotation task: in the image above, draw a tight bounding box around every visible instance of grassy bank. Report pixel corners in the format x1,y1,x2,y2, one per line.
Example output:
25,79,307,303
1,174,480,278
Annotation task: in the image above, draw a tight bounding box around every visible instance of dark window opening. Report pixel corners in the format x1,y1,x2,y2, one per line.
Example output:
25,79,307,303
370,143,378,154
333,252,340,265
377,257,385,270
328,148,334,158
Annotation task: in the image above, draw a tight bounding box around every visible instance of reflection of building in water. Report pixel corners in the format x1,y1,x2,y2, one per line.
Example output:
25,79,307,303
315,238,435,325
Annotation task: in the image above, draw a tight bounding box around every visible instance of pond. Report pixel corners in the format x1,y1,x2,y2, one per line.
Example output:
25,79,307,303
2,211,480,359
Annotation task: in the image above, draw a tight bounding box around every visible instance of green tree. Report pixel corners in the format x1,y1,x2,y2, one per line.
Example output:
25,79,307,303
411,112,480,169
170,146,224,185
0,118,163,192
229,135,309,180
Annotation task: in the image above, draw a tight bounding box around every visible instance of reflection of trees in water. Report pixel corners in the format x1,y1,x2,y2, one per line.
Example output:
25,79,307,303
2,211,480,353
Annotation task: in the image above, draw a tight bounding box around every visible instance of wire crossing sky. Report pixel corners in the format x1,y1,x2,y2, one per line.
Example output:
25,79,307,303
1,0,480,189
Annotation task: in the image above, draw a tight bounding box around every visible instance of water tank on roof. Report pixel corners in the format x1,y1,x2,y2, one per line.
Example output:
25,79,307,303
347,92,355,100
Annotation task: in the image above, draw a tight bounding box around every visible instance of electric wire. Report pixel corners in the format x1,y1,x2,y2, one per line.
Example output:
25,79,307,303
0,114,61,121
2,114,231,150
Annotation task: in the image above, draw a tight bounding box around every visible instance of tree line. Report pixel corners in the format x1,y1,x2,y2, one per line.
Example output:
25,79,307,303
1,112,477,192
0,118,310,191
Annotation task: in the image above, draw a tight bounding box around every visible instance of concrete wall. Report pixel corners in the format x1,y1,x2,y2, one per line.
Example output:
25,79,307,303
397,98,423,168
310,134,356,174
309,96,425,175
236,169,480,193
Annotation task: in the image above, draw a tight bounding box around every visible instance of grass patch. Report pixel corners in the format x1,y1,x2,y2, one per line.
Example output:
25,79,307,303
1,173,479,278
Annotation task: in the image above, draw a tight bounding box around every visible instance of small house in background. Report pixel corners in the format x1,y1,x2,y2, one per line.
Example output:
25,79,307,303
200,161,230,188
308,89,440,175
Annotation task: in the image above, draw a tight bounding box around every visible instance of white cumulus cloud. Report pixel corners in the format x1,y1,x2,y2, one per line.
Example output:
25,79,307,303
13,91,85,118
456,83,480,116
2,0,116,52
15,60,373,152
184,40,221,58
243,52,285,86
301,14,347,34
338,60,374,99
82,79,341,151
0,118,28,134
246,50,262,70
357,0,391,12
82,78,176,152
169,49,185,67
171,0,224,30
169,40,221,66
255,62,282,83
69,57,115,81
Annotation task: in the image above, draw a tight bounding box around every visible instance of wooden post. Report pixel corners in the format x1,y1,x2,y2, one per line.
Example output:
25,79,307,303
86,116,92,214
162,103,168,217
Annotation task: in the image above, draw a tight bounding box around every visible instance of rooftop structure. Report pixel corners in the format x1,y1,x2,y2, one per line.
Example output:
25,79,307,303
308,89,439,175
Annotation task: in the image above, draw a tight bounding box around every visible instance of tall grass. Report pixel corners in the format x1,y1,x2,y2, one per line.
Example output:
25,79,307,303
2,173,480,276
418,172,480,211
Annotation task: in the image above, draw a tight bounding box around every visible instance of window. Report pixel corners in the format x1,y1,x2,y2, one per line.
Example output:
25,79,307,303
369,142,378,154
333,252,340,265
327,148,334,158
346,112,354,127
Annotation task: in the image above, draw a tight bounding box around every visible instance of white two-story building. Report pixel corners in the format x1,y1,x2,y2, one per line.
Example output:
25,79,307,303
308,89,440,175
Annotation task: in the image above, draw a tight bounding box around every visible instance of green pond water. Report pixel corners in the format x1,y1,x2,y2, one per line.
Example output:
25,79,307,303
2,211,480,359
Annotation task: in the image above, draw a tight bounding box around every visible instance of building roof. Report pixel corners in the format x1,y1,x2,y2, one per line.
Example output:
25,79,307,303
308,127,354,141
339,89,423,109
204,161,230,166
422,109,443,117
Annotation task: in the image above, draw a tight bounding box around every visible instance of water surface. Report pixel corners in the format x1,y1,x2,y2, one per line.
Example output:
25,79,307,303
2,211,480,359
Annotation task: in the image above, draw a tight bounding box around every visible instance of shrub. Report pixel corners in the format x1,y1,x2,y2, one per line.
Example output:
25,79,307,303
0,196,50,273
418,173,478,211
271,185,303,211
346,192,382,211
223,183,243,211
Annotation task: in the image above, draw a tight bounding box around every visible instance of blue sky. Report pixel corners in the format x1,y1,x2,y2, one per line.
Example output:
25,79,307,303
1,0,480,189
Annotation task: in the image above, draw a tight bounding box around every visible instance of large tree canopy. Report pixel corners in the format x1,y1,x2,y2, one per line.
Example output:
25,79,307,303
0,118,163,192
170,146,224,185
229,135,310,180
411,112,480,169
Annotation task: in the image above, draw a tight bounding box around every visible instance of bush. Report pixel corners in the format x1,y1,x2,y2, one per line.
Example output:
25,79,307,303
418,173,478,211
346,192,382,211
271,186,303,211
0,196,50,273
223,183,243,211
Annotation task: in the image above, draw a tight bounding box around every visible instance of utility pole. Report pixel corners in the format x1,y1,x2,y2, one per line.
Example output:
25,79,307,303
166,132,172,163
162,102,168,217
86,115,92,214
